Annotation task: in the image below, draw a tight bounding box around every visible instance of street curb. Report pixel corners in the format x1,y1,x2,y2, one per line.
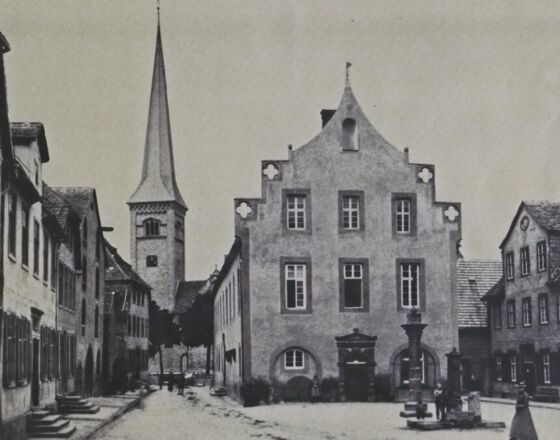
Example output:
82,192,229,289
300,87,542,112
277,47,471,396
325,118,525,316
74,393,147,440
480,397,560,411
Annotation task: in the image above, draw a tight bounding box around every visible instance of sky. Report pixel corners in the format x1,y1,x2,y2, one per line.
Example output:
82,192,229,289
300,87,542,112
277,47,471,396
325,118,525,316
2,1,560,280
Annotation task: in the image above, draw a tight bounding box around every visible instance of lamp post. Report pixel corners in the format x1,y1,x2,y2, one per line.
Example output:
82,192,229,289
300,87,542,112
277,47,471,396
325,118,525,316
399,308,430,418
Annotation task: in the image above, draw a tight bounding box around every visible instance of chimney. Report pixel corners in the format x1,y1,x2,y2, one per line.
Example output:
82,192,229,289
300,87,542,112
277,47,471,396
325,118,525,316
320,109,336,128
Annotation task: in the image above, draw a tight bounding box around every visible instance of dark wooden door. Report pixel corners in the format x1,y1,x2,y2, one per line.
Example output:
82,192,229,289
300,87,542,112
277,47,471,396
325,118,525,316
32,338,39,406
345,364,368,401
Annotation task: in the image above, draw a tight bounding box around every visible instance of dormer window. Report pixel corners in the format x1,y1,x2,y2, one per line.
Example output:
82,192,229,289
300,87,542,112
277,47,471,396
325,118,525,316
342,118,358,150
144,218,160,236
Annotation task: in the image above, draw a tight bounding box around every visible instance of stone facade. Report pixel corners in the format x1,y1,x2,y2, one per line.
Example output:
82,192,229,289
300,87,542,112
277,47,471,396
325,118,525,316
483,202,560,398
103,241,150,394
214,72,462,403
53,187,106,397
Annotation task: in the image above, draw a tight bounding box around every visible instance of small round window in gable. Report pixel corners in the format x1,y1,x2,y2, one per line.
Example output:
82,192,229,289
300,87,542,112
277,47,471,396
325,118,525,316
342,118,358,150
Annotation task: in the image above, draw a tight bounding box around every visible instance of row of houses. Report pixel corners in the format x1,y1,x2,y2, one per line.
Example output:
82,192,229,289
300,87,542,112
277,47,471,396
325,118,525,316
209,67,560,403
0,32,151,438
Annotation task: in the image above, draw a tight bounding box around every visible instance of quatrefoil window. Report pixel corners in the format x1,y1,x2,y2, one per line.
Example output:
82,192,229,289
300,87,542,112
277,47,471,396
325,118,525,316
444,205,460,222
236,202,253,219
418,167,434,183
263,163,279,180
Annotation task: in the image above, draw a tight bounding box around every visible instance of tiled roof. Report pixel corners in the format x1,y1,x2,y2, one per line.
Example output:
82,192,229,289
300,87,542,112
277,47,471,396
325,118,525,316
457,259,502,328
104,240,151,290
51,187,94,219
10,122,49,162
524,202,560,231
481,276,505,302
172,280,206,314
42,183,77,230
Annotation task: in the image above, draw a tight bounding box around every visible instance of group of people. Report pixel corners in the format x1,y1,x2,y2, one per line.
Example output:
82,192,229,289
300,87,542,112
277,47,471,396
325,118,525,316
433,381,538,439
158,370,186,396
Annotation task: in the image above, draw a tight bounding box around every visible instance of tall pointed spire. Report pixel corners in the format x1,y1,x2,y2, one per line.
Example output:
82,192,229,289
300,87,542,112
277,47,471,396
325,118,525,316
128,10,186,209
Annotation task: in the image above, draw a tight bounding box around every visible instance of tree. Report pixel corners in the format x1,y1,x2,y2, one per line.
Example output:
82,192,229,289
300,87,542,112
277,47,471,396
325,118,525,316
148,300,180,378
178,293,214,374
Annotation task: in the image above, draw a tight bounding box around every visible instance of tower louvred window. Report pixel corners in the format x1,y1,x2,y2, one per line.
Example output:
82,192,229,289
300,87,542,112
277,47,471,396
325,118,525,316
144,219,160,236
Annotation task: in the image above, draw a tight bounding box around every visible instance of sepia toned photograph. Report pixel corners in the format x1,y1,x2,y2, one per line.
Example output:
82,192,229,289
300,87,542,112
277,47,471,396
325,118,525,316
0,1,559,438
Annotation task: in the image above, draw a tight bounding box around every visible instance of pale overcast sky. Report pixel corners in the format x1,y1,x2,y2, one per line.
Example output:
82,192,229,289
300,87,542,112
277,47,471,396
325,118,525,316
2,1,560,280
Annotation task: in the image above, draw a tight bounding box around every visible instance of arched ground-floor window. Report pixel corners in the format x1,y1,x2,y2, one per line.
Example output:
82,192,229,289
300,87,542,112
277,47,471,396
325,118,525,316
392,348,437,389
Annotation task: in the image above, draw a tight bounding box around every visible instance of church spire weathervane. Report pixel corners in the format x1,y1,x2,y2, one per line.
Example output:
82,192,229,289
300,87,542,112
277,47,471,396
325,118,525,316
345,61,352,88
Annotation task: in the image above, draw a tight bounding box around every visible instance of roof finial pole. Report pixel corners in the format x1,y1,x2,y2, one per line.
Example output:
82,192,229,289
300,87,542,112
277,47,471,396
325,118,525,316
345,61,352,87
157,0,160,25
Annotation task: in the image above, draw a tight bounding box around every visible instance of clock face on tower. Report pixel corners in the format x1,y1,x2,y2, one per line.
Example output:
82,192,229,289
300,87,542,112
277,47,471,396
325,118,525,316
520,215,529,231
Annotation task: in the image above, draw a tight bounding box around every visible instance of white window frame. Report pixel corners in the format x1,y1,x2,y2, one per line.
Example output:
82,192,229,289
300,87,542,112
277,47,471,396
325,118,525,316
400,263,419,308
343,263,363,308
543,353,551,384
285,264,306,310
505,252,514,280
522,298,531,327
539,295,549,325
396,199,411,234
286,195,306,230
520,247,530,276
284,349,304,370
536,241,547,272
510,354,517,383
496,355,503,382
342,196,360,230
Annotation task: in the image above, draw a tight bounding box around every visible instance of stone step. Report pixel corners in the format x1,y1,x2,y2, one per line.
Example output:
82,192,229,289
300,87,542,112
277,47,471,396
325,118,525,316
31,410,51,419
400,410,433,418
32,415,64,425
29,425,76,438
60,405,100,414
30,419,70,433
59,398,91,406
60,394,83,401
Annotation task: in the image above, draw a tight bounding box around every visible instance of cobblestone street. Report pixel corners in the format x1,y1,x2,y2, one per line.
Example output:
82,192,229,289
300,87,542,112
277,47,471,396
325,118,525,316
91,388,559,440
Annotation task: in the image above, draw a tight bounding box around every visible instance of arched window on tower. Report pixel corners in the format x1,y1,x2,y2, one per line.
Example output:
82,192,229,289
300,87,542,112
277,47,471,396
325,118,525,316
342,118,358,150
175,220,183,240
82,219,88,248
143,218,160,237
94,305,99,338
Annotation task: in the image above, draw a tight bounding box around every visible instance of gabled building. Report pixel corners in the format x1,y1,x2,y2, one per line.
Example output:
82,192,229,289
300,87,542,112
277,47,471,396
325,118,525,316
483,201,560,397
103,241,151,394
213,70,462,402
456,258,502,394
52,187,106,396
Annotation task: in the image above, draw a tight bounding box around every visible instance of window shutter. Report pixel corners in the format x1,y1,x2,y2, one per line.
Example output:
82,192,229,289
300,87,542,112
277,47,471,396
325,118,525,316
551,351,560,385
503,355,511,383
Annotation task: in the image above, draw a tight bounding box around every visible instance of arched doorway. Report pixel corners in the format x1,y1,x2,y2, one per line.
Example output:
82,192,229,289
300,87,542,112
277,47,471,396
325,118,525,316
84,346,94,397
75,361,83,395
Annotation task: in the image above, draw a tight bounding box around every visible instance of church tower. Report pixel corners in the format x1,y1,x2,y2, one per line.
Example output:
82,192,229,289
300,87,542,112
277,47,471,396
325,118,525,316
128,15,186,311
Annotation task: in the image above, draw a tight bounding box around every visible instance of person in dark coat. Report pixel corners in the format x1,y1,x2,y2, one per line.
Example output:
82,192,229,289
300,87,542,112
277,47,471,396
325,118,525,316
310,375,321,403
167,370,175,392
434,383,446,421
509,385,538,440
177,372,185,396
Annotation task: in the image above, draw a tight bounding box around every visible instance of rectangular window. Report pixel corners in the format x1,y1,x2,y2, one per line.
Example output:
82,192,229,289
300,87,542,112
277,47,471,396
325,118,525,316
342,196,360,230
536,241,547,272
284,349,304,370
510,354,517,383
8,192,16,257
285,264,306,309
343,263,363,308
496,354,503,382
396,199,411,233
520,246,530,276
543,352,551,384
43,230,49,282
286,195,306,230
51,246,57,291
146,255,158,267
33,221,40,275
493,304,502,329
400,263,420,308
21,204,29,267
505,252,514,280
507,300,516,328
522,298,532,327
538,294,549,325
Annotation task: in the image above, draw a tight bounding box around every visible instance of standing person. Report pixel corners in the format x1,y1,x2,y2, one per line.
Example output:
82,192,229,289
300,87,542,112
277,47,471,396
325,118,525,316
167,370,175,392
510,384,538,440
310,375,321,403
158,373,164,390
434,383,445,421
177,372,185,396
